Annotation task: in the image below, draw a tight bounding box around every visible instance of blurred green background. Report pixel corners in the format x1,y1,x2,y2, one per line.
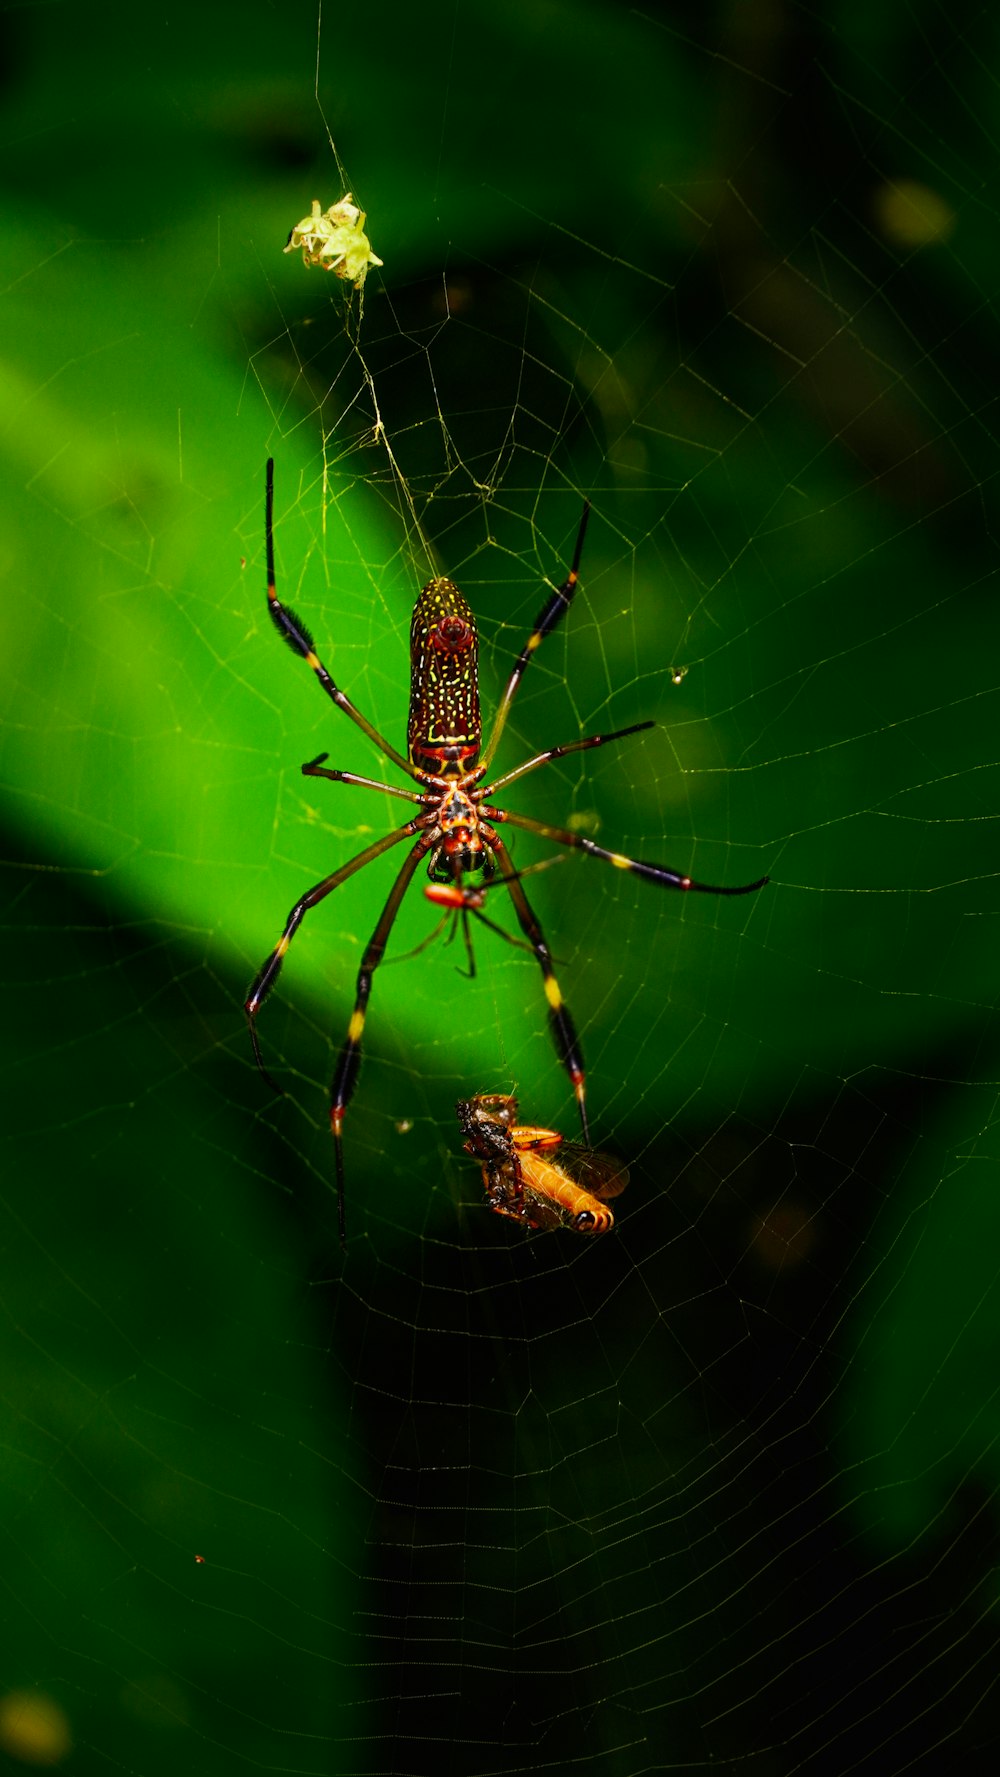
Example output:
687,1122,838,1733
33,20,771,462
3,0,1000,1771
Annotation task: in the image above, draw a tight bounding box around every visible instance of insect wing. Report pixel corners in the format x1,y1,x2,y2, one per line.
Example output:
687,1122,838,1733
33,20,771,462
512,1143,627,1234
536,1141,629,1203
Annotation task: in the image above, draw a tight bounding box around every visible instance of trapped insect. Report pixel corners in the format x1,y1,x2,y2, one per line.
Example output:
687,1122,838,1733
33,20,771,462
245,461,767,1240
457,1093,629,1234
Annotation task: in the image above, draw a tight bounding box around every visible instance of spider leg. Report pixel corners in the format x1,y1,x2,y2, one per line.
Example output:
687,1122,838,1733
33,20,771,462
423,856,570,971
457,907,476,979
264,460,420,784
481,720,654,797
329,831,438,1243
380,909,455,970
485,829,590,1144
490,808,769,896
302,753,433,805
381,902,475,976
478,500,591,772
244,817,425,1094
468,904,551,959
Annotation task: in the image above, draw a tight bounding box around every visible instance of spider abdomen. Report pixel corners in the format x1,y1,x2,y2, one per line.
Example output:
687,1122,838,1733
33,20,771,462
408,578,482,772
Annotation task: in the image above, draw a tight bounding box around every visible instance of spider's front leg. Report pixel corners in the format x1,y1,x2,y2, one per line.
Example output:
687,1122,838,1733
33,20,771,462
264,460,417,781
478,501,592,773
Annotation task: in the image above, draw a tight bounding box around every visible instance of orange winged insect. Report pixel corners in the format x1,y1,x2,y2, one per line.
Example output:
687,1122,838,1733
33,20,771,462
457,1093,628,1234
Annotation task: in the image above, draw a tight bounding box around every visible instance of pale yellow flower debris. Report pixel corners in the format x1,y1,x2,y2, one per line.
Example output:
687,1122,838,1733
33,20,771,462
284,195,383,288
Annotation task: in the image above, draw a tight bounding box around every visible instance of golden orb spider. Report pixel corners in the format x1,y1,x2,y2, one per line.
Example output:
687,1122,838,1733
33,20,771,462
245,462,767,1240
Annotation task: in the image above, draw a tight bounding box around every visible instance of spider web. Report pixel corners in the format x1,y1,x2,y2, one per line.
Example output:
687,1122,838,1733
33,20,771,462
3,1,1000,1772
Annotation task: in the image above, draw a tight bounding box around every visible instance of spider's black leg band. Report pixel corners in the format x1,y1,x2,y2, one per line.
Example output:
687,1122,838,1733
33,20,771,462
329,832,437,1243
486,829,591,1145
490,808,769,896
244,820,424,1096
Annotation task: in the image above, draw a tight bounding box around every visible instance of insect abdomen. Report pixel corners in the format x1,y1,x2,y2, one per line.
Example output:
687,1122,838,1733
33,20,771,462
408,578,482,772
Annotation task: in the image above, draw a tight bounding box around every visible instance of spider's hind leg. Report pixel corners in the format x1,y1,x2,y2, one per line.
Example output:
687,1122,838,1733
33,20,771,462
486,829,591,1147
326,834,435,1242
